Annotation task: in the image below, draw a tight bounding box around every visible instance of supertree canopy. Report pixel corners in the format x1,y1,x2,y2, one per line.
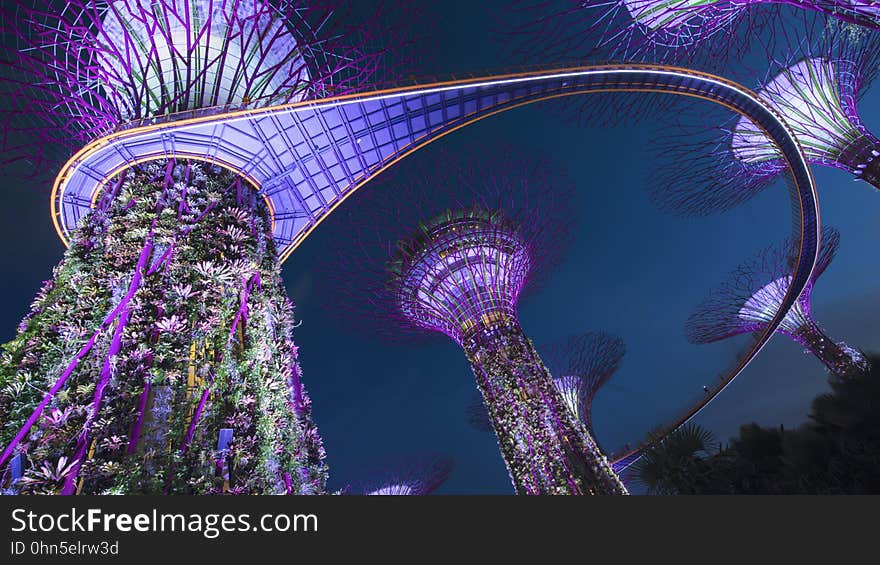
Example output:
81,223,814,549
322,145,627,495
0,1,410,494
608,2,880,47
509,1,880,67
362,454,453,496
542,332,625,437
686,226,868,378
500,0,765,126
651,19,880,215
0,0,403,170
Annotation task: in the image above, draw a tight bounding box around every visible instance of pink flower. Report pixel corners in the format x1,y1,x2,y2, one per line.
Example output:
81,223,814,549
42,406,75,428
100,435,126,452
156,314,186,333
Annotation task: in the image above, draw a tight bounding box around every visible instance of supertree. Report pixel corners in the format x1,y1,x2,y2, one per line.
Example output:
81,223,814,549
0,1,410,494
507,2,879,70
466,331,626,440
542,332,626,437
360,454,453,496
0,0,406,174
651,18,880,215
321,145,627,495
686,226,868,378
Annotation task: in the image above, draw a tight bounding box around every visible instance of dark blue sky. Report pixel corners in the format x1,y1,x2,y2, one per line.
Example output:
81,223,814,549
1,1,879,494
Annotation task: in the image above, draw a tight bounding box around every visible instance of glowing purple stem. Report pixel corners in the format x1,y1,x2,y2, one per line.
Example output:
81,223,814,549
127,378,150,454
229,272,262,341
146,244,174,276
181,272,262,454
181,387,211,455
0,237,155,471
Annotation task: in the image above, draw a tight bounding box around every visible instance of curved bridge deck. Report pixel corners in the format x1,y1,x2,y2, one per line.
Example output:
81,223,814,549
50,65,821,467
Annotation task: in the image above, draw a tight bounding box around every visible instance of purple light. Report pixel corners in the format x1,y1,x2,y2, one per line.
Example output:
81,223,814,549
0,0,405,169
553,375,583,419
543,332,626,437
367,484,415,496
361,454,453,496
730,56,880,180
687,226,868,377
323,146,626,494
651,20,880,216
620,0,741,48
390,210,531,346
508,1,880,88
0,161,328,494
607,1,880,50
94,0,309,118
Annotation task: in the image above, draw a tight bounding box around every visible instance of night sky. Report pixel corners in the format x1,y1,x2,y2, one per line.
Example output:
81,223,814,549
2,1,879,494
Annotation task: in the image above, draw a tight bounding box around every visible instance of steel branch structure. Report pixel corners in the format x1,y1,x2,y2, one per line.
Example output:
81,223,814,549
687,226,868,377
513,1,880,68
652,18,880,215
361,454,453,496
322,146,631,495
0,0,406,172
730,25,880,188
543,332,626,437
507,0,752,70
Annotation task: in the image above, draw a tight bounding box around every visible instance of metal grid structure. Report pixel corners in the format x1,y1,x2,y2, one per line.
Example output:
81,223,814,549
53,64,820,264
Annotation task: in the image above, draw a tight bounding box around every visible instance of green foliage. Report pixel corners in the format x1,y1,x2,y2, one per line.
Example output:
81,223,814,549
631,423,719,495
631,356,880,494
0,161,326,495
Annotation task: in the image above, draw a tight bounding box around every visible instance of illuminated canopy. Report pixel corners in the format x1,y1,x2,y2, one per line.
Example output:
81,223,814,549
738,275,810,335
96,0,308,117
621,1,880,41
367,484,414,495
621,0,739,46
44,63,823,488
690,226,867,376
553,375,583,419
391,210,530,346
730,57,874,168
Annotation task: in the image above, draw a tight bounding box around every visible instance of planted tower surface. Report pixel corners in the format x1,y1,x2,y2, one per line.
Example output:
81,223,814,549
467,331,626,443
0,0,408,494
1,161,326,494
324,146,627,495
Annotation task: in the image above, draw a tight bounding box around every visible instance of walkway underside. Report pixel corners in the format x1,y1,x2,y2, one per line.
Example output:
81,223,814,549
50,64,821,466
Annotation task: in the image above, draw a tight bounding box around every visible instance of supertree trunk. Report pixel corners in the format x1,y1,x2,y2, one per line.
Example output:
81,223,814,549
792,319,864,378
838,130,880,189
0,160,326,495
463,320,626,495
